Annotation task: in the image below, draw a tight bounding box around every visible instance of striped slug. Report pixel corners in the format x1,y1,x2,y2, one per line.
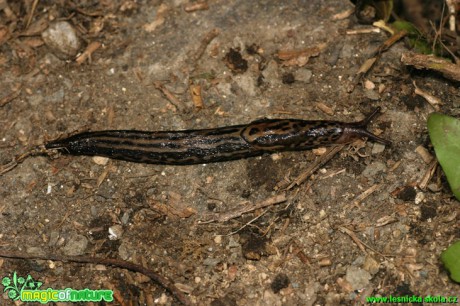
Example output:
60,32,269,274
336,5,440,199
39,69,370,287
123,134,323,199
44,107,390,165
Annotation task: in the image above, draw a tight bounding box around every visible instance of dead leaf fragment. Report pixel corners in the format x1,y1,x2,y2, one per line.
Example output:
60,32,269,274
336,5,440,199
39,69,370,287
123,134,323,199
149,198,196,219
184,1,209,12
190,83,204,109
143,4,168,32
277,43,326,67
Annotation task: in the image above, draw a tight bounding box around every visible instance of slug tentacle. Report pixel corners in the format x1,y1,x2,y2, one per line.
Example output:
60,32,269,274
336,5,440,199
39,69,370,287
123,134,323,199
335,107,391,145
43,107,390,165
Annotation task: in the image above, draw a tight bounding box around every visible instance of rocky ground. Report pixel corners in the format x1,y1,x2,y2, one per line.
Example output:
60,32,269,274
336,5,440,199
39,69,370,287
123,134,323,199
1,0,459,305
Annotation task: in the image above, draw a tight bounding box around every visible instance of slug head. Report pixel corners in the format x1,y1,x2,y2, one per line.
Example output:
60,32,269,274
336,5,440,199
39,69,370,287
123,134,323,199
336,107,391,145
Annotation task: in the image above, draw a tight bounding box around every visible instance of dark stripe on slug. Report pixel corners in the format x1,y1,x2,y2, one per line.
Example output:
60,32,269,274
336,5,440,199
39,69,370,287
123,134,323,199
62,126,246,142
64,142,256,165
200,126,245,136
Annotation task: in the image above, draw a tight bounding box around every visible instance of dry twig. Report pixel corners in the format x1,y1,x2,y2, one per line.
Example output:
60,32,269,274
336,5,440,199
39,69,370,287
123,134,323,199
184,1,209,12
0,145,47,176
348,30,407,92
413,81,443,111
153,81,185,111
0,250,191,305
199,193,287,223
190,28,219,65
353,184,381,206
76,41,102,64
287,144,345,189
401,51,460,82
418,159,438,190
25,0,39,29
0,88,21,107
339,226,393,257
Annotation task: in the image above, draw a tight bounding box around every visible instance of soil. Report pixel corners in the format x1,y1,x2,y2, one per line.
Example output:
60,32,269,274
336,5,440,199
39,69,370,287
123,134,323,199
1,0,459,305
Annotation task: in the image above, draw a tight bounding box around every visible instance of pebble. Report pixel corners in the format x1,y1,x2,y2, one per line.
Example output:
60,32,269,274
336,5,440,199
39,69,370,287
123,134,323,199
42,21,81,60
371,143,386,154
362,161,386,178
214,235,222,244
261,60,281,86
108,224,124,240
48,230,60,247
227,237,240,248
293,68,312,83
121,210,131,225
47,88,65,104
340,43,353,59
118,243,131,260
363,256,380,275
345,266,371,290
26,246,46,256
234,74,257,96
263,289,282,305
415,192,425,204
364,80,375,89
364,89,380,101
62,233,88,256
93,156,109,165
301,282,320,306
203,257,221,267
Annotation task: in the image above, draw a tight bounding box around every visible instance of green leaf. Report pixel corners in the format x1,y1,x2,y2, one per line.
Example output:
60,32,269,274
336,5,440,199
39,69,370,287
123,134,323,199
428,113,460,201
391,21,438,54
441,241,460,283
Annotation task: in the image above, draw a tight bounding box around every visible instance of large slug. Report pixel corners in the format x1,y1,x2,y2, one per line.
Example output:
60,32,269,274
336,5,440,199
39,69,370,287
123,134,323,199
44,107,390,165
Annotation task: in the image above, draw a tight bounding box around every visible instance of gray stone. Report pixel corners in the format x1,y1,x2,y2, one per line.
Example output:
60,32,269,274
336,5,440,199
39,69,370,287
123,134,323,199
42,21,81,59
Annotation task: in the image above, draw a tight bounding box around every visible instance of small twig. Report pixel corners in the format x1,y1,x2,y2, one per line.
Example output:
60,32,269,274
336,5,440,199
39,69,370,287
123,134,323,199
0,0,17,20
338,226,394,257
0,145,47,176
339,226,367,254
198,193,287,223
73,6,105,17
222,208,271,236
184,1,209,12
190,28,219,65
413,81,443,111
445,0,456,32
353,184,381,206
415,145,434,164
0,88,21,107
287,144,345,190
431,4,445,54
290,241,312,266
25,0,40,29
331,9,354,21
348,30,407,92
346,28,381,35
153,81,185,111
401,51,460,81
0,250,191,306
418,159,438,190
76,41,102,65
339,226,396,257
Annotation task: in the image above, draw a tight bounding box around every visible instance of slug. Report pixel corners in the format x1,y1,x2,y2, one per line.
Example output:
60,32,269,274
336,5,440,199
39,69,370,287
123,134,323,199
43,107,390,165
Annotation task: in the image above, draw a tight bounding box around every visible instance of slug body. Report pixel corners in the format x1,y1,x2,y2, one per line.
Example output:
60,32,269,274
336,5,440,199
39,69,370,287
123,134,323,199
45,108,390,165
